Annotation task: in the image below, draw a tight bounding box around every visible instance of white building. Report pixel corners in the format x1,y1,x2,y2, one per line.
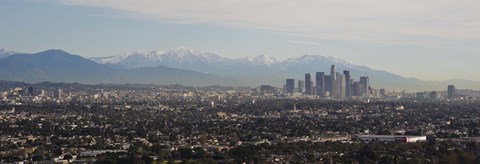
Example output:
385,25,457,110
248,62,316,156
355,135,427,143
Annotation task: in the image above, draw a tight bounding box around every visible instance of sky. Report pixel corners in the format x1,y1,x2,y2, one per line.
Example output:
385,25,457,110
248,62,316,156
1,0,479,81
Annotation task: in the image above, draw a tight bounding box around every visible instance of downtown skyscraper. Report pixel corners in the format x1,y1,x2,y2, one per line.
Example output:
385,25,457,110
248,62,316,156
286,79,295,94
316,72,325,97
343,70,351,97
305,73,313,95
448,85,456,99
360,76,369,97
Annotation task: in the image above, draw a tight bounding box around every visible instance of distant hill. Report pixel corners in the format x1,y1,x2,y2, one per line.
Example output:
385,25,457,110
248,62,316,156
427,79,480,91
0,49,244,86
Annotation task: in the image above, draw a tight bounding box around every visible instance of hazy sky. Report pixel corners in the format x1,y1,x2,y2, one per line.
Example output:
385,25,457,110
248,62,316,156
1,0,479,81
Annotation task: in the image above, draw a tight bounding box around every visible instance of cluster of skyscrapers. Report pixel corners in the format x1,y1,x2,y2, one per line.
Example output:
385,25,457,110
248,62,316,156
286,65,370,99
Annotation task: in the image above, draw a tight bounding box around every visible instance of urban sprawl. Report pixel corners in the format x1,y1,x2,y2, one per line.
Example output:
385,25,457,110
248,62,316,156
1,65,480,163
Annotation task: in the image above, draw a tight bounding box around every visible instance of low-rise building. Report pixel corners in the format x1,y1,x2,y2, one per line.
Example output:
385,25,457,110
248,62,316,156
354,135,427,143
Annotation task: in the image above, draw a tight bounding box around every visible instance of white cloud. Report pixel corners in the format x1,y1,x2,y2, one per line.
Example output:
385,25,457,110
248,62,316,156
56,0,480,46
289,40,321,46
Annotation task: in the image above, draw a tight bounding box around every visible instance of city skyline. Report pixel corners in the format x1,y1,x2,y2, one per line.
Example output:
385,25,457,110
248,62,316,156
1,1,480,82
286,65,370,99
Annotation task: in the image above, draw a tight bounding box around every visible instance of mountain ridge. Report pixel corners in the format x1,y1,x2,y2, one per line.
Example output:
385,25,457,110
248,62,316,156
87,47,480,91
93,47,430,90
0,48,21,58
0,49,245,86
2,47,479,91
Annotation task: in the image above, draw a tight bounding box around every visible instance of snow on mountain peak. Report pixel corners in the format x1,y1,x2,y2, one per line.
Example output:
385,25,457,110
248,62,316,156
167,47,203,57
160,47,229,64
237,55,279,66
0,48,19,58
88,47,356,70
131,49,165,58
255,55,278,64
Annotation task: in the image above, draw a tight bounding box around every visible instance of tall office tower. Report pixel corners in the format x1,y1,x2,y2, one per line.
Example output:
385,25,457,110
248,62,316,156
360,76,370,97
285,79,295,94
316,72,325,97
330,65,336,81
324,75,332,96
305,73,313,95
448,85,456,99
343,70,351,97
337,73,346,99
349,79,354,97
297,80,305,93
27,86,34,96
353,81,360,96
329,65,338,97
53,89,63,100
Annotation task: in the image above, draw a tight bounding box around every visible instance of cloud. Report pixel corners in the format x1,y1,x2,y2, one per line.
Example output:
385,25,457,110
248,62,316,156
289,40,321,46
56,0,480,46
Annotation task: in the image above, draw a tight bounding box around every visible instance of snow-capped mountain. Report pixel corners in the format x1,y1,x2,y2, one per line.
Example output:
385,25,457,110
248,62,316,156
279,55,352,67
98,47,431,90
90,47,353,69
91,47,410,87
91,47,232,68
161,47,232,65
0,48,19,59
0,49,242,86
235,55,278,66
89,46,375,80
90,50,162,65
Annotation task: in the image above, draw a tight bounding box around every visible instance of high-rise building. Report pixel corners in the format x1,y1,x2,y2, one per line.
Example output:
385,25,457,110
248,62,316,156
305,73,313,95
337,73,346,99
53,89,62,100
285,79,295,94
353,81,360,96
349,79,354,96
297,80,305,93
27,86,34,96
448,85,456,99
343,70,351,97
329,65,338,97
316,72,325,97
360,76,370,97
331,65,336,81
324,75,332,96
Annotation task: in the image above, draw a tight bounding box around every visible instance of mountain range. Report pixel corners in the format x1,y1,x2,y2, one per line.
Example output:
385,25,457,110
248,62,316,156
89,47,437,91
1,47,479,91
0,49,242,86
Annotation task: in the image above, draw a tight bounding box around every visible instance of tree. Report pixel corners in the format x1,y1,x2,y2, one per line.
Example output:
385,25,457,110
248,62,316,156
142,155,153,164
63,154,73,160
31,154,43,161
